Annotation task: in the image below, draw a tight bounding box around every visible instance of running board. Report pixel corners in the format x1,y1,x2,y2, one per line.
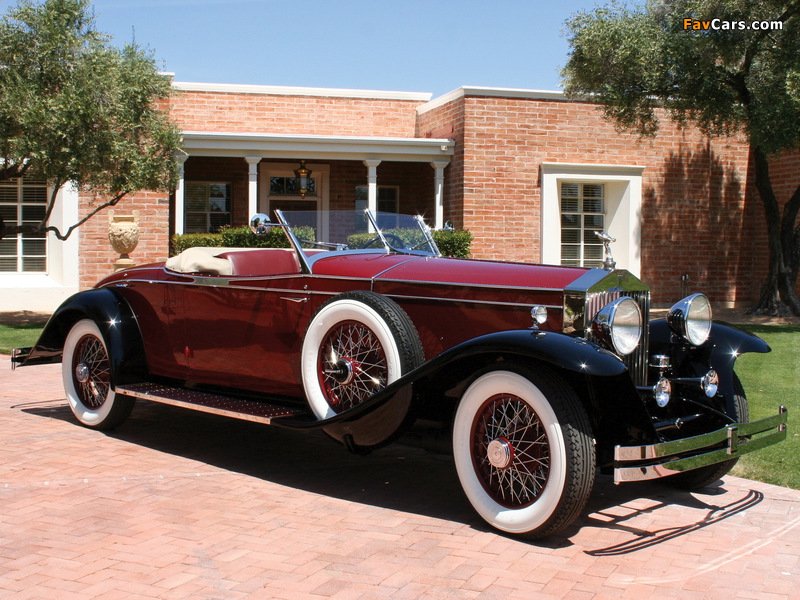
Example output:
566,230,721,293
115,382,306,425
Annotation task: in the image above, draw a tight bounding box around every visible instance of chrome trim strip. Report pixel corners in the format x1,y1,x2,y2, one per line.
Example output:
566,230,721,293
102,277,564,310
378,277,568,293
384,294,562,310
613,406,788,483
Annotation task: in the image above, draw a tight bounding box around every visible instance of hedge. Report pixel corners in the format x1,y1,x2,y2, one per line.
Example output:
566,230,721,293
172,225,473,258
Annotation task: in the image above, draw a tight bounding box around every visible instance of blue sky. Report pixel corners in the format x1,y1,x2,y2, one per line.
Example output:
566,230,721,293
21,0,615,98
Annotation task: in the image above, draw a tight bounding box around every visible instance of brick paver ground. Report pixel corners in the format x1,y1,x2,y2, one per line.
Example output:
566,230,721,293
2,357,798,600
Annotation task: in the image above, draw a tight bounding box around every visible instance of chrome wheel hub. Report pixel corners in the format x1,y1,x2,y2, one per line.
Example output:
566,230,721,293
75,362,90,384
326,359,355,385
487,437,514,469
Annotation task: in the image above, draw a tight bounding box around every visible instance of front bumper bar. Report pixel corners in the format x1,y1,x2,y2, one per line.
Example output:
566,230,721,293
614,406,788,483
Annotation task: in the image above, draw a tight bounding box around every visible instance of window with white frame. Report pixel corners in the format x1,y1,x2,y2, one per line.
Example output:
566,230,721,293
184,182,232,233
355,185,399,231
560,182,605,268
540,163,644,276
0,174,48,272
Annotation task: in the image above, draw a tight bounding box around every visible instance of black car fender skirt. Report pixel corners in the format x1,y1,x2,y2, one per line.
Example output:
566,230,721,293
14,288,148,386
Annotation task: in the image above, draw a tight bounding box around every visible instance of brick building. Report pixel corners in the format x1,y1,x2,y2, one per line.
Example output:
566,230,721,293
2,81,796,312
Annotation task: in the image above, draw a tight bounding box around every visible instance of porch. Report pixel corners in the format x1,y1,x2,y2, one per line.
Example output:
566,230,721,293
174,132,455,237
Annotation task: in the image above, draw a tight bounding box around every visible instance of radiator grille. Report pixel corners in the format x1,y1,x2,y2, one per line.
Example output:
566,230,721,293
565,272,650,388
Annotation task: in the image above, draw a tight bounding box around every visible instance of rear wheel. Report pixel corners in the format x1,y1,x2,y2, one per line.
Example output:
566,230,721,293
453,367,595,538
62,319,134,430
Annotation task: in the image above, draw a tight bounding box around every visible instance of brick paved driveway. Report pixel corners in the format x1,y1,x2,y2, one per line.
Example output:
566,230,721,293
2,357,798,600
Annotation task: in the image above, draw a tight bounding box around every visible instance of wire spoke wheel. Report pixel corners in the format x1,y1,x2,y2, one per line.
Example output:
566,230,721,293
302,291,424,449
471,394,550,508
62,319,134,430
453,368,595,538
319,320,388,413
71,334,112,409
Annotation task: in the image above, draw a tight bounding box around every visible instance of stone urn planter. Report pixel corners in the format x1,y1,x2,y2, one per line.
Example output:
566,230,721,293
108,211,140,271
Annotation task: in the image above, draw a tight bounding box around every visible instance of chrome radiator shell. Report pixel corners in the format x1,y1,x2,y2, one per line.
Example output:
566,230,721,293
563,269,651,386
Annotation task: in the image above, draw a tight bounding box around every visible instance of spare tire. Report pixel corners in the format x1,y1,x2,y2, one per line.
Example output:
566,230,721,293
301,290,424,448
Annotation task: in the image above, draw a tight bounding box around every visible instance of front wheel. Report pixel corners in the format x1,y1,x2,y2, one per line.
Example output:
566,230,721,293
62,319,134,430
453,367,595,538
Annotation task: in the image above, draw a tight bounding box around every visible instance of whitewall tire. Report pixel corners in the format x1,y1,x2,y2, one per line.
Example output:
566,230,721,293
301,291,424,444
453,367,595,538
62,319,134,430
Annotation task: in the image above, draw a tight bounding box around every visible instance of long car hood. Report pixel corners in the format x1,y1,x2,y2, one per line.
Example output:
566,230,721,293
311,253,590,291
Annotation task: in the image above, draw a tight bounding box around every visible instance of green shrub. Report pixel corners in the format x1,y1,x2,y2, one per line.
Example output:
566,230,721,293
173,225,472,258
346,228,472,258
433,229,473,258
171,225,314,255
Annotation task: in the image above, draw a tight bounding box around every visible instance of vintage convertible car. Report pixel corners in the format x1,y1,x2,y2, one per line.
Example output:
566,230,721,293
13,209,788,538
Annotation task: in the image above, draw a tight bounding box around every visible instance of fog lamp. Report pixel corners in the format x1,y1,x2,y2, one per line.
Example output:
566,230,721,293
654,377,672,407
701,370,719,397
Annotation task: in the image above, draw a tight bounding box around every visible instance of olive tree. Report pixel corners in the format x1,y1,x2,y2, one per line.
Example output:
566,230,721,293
0,0,182,241
562,0,800,315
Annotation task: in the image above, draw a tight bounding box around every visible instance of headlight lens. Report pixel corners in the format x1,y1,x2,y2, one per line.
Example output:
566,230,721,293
592,296,643,356
668,293,712,346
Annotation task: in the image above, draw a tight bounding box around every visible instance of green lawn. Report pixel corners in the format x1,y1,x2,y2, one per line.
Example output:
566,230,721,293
729,325,799,489
1,321,797,489
0,322,46,355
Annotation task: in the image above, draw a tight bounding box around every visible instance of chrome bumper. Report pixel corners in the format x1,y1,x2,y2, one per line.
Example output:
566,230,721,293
614,406,788,483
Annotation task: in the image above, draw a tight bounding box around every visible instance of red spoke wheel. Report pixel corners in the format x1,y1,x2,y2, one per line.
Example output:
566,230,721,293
302,291,423,449
453,367,595,538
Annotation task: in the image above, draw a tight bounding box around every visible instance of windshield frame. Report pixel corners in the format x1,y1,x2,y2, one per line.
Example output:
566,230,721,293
272,209,441,273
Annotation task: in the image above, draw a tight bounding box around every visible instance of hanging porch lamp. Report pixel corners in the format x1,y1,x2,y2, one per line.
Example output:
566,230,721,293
294,160,312,198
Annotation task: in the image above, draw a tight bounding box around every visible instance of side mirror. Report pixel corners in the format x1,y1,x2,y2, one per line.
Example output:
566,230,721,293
249,213,272,235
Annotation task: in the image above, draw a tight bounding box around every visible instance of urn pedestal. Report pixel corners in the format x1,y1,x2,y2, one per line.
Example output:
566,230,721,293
108,211,140,272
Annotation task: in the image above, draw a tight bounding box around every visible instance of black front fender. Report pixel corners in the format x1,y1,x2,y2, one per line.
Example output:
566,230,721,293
13,288,148,386
273,329,632,430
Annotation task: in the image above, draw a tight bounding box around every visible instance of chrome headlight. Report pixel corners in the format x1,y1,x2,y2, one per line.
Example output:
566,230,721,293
668,293,712,346
592,296,643,356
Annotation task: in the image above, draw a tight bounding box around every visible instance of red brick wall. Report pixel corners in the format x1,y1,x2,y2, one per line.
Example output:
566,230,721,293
168,91,422,138
420,93,761,306
417,97,466,228
78,190,171,288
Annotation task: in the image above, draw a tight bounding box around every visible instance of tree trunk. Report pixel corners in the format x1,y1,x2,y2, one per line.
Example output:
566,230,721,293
751,148,800,316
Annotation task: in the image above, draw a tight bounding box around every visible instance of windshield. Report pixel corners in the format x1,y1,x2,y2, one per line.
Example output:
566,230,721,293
275,210,440,257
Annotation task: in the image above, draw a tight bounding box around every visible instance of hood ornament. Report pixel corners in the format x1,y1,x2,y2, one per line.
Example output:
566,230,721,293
594,231,616,271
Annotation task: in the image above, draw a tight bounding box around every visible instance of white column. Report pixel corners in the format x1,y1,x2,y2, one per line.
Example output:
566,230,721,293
245,156,261,217
363,159,381,217
430,161,449,229
174,151,189,234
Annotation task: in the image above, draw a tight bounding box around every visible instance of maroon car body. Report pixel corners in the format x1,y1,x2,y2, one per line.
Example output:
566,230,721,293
13,210,788,539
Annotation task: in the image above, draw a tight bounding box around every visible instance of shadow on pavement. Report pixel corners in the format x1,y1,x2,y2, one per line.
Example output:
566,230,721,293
20,398,765,549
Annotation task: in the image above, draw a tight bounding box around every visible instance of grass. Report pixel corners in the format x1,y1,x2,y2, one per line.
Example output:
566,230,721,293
1,321,797,489
729,324,800,490
0,322,46,355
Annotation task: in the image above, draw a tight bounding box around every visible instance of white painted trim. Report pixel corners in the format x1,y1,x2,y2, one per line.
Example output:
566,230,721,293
418,86,574,113
540,163,645,277
173,81,432,102
0,183,80,312
181,131,454,163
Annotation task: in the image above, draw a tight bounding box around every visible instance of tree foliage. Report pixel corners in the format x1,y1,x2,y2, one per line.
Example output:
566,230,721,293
0,0,182,240
562,0,800,315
